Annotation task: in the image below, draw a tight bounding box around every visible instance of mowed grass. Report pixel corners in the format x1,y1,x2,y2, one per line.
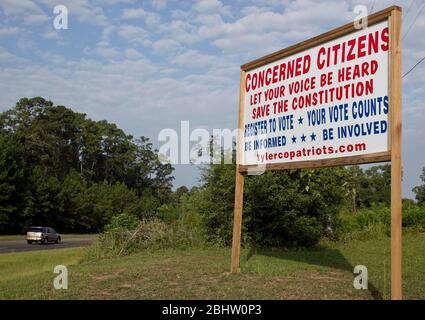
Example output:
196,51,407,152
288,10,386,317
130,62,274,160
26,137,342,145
0,231,424,300
0,247,84,283
0,234,97,241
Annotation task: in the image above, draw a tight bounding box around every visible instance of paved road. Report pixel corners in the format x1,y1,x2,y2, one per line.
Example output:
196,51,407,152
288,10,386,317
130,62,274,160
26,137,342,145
0,238,95,254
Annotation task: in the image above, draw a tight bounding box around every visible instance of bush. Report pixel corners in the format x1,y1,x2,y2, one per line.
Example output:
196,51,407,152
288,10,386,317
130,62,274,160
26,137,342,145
334,203,425,242
403,204,425,230
84,219,165,260
104,213,140,232
192,163,347,248
84,214,205,261
156,204,179,223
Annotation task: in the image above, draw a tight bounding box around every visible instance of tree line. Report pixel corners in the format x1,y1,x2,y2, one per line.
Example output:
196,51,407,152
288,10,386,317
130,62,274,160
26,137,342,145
0,97,174,233
1,97,425,246
181,144,425,247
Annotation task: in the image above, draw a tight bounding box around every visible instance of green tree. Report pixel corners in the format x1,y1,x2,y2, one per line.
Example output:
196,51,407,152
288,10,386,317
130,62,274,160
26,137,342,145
344,165,364,213
191,154,347,247
0,97,175,233
0,133,26,232
360,165,391,207
174,185,189,204
243,168,347,247
413,167,425,205
26,166,63,229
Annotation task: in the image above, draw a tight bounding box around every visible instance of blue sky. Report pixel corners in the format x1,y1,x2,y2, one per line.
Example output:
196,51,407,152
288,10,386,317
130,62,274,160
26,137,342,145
0,0,424,198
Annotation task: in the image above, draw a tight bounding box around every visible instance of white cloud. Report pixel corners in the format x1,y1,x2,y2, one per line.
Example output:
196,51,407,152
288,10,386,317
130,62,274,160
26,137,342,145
144,12,161,28
240,6,272,16
37,51,66,65
152,0,167,10
157,19,198,43
0,27,20,38
0,0,45,16
70,1,108,26
196,14,226,39
35,0,108,26
121,7,161,28
16,37,35,50
125,48,143,59
92,0,134,5
200,0,352,57
0,47,26,64
24,13,50,25
170,50,218,68
121,8,146,19
97,26,115,47
193,0,232,17
42,30,61,40
171,9,190,19
152,39,182,53
96,46,120,59
117,25,150,45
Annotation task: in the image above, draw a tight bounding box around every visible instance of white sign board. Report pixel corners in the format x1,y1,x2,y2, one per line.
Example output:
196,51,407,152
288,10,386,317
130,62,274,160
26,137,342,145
242,21,389,166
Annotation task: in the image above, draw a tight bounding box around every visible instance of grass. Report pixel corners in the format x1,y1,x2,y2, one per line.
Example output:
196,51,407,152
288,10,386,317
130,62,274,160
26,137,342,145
0,234,97,241
0,247,84,283
0,231,424,300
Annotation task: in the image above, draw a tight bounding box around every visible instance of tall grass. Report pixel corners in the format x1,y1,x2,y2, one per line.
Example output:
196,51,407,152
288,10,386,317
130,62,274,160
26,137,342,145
83,217,205,261
335,204,425,242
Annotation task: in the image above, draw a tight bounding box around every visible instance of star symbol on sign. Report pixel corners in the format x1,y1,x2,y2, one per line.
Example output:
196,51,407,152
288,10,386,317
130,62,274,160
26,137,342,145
291,135,297,143
298,116,304,125
310,132,316,141
301,134,306,142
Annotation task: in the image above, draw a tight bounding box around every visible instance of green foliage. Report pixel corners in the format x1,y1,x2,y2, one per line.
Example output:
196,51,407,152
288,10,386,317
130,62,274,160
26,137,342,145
402,204,425,230
0,97,174,233
244,167,347,247
188,159,347,248
85,191,207,260
335,202,425,241
344,164,391,212
156,204,179,223
0,133,26,232
3,96,424,252
84,216,205,260
413,167,425,205
336,205,390,241
183,147,424,248
104,213,140,232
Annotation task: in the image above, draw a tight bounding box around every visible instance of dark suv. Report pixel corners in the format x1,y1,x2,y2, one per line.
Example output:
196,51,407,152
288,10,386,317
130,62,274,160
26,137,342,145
26,226,61,244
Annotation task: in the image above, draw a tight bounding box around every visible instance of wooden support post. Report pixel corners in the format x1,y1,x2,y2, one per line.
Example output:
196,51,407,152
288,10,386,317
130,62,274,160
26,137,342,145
231,169,245,273
231,70,246,274
389,8,402,300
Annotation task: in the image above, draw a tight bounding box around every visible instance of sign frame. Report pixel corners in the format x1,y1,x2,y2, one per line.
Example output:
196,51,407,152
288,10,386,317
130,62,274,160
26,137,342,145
230,5,402,300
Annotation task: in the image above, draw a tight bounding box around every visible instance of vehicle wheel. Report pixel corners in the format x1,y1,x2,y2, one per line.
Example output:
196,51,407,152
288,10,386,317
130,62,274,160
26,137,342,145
42,237,47,244
56,237,61,244
27,240,32,244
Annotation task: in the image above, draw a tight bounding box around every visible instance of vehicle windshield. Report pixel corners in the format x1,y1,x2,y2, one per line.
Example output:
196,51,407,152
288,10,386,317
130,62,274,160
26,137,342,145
28,227,43,232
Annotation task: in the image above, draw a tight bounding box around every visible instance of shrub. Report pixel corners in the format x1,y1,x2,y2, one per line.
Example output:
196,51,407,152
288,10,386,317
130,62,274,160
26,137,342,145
84,213,205,261
193,163,347,248
403,204,425,230
104,213,140,232
334,203,425,242
156,204,179,223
